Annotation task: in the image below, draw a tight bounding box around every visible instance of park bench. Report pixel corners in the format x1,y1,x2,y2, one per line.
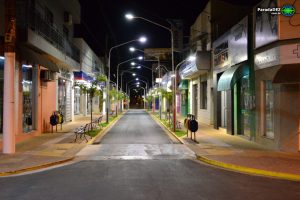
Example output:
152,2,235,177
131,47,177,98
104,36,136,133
74,123,92,142
91,116,103,130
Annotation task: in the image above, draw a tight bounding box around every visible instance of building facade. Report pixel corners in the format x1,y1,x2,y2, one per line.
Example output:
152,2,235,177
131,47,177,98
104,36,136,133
0,0,105,153
254,0,300,152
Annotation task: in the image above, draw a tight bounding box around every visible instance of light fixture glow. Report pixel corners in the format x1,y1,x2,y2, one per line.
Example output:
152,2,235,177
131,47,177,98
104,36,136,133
22,64,33,68
137,66,141,69
125,13,134,20
129,47,135,52
132,73,136,76
131,62,136,66
188,55,196,62
139,36,147,43
138,56,143,60
135,78,139,80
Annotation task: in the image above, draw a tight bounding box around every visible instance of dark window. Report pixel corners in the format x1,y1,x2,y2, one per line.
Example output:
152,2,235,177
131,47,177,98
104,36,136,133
44,7,53,25
200,81,207,109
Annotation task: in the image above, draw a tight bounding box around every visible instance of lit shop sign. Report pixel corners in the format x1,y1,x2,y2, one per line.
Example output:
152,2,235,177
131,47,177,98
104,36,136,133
179,60,198,79
161,72,172,92
255,43,300,70
213,41,229,69
213,17,248,69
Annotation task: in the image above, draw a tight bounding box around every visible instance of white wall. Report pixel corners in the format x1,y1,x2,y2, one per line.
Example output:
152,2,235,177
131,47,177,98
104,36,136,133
198,74,212,124
73,38,105,74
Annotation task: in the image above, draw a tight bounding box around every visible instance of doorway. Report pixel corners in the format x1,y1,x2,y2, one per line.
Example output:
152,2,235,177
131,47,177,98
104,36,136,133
192,84,198,119
221,91,227,128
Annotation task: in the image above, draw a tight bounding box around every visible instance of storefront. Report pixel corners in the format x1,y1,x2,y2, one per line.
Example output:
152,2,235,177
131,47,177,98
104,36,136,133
179,51,210,123
73,71,94,116
253,0,300,152
213,16,254,137
22,65,34,133
178,80,189,117
58,71,72,122
255,44,300,152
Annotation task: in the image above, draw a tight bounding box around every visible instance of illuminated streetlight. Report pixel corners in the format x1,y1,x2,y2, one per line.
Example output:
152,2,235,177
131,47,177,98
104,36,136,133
131,62,136,66
106,36,148,123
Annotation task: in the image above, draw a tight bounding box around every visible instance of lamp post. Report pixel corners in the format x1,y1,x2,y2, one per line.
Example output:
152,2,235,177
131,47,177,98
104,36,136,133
173,55,196,131
116,56,143,116
129,86,146,109
126,74,149,95
106,36,147,123
126,14,175,128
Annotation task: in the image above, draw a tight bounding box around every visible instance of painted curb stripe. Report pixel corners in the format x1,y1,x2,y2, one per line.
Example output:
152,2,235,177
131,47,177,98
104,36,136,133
88,111,126,145
0,157,75,176
87,112,125,145
148,112,184,144
197,155,300,182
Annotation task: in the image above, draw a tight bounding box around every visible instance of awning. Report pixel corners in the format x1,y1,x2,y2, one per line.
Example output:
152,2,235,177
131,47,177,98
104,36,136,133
217,63,249,91
178,80,188,90
19,47,60,72
273,64,300,84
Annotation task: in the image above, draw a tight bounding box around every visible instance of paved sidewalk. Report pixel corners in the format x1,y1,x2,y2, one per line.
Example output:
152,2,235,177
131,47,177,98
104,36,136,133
0,114,102,175
176,115,300,180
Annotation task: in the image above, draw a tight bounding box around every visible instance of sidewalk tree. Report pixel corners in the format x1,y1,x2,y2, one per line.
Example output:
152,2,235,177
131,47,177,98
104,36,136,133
158,88,173,125
74,74,107,130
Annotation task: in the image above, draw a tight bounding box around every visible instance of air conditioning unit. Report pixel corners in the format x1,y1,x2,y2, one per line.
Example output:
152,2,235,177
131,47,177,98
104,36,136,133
40,70,56,81
64,12,73,26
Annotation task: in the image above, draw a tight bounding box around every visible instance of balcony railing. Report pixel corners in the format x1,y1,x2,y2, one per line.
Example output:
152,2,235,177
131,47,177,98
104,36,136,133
18,8,80,63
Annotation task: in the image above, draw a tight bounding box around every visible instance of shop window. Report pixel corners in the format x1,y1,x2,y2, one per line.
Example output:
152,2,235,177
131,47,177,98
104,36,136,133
240,75,251,137
200,81,207,109
22,65,33,133
263,80,275,139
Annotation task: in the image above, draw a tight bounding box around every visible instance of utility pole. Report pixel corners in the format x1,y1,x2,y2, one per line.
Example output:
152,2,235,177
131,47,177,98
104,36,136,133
3,0,16,153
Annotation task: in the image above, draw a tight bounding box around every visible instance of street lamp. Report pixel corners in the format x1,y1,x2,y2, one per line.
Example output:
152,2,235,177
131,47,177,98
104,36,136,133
129,86,146,109
173,55,196,131
116,56,143,116
126,14,175,127
106,36,147,123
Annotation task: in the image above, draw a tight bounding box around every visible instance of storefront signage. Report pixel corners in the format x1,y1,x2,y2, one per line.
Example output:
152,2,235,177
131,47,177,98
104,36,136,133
255,47,280,70
229,17,248,66
179,61,198,79
213,17,248,69
255,43,300,70
213,32,230,69
255,0,279,48
161,72,172,92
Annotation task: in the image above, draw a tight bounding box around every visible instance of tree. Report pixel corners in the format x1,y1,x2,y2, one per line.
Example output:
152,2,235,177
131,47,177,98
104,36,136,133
74,74,107,130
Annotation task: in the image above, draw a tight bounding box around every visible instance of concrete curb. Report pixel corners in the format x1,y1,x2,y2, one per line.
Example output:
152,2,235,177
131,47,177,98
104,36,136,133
0,157,75,177
197,155,300,182
148,112,185,144
89,111,126,145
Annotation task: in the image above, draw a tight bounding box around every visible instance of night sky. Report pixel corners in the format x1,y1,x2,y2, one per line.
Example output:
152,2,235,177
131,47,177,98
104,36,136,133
78,0,261,88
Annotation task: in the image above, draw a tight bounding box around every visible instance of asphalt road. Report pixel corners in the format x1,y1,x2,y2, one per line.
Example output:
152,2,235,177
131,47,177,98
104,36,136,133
1,110,300,200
